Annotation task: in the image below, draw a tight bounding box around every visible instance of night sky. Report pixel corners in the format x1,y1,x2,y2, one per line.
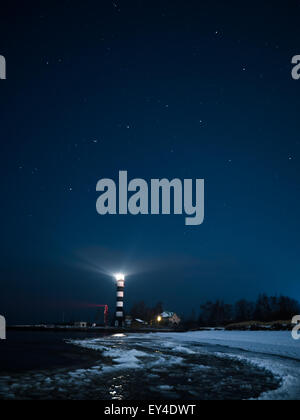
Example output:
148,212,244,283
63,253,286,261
1,0,300,324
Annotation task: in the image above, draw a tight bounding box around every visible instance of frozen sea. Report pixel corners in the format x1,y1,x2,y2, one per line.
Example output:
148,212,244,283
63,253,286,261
0,330,300,400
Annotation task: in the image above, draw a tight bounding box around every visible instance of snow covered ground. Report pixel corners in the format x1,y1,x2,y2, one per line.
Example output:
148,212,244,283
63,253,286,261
69,330,300,400
151,331,300,400
0,331,299,400
154,330,300,360
65,330,300,400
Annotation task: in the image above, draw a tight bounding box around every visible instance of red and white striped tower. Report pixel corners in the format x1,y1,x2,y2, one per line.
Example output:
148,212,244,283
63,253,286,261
115,274,125,327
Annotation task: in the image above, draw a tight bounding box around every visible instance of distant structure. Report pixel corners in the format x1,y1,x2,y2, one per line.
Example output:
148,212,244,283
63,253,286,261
95,304,109,326
129,318,148,328
115,274,125,327
134,318,147,326
74,321,88,328
160,311,181,326
125,315,132,327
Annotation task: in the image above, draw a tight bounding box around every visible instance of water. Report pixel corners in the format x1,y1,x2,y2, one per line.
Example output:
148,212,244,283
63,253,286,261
0,331,281,400
0,331,105,373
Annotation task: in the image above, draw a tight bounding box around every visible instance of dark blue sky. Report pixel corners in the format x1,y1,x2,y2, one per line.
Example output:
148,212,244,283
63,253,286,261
1,0,300,323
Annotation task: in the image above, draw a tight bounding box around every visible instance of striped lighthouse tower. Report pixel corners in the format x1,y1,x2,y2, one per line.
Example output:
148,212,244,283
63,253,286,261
115,274,125,327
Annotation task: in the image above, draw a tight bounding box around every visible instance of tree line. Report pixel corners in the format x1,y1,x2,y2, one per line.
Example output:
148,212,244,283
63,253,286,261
129,301,164,323
129,294,300,328
188,294,300,327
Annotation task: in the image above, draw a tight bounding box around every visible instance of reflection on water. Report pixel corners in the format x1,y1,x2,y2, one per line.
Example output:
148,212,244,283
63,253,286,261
109,377,125,400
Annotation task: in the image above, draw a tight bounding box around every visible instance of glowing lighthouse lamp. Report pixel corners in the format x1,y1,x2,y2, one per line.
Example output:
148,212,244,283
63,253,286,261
114,273,125,327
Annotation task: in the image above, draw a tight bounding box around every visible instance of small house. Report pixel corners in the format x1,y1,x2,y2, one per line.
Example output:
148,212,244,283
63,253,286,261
160,312,181,326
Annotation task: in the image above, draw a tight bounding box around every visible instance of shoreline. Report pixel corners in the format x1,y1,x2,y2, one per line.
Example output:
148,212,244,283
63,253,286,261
7,325,182,333
0,345,103,377
0,333,106,376
0,331,286,400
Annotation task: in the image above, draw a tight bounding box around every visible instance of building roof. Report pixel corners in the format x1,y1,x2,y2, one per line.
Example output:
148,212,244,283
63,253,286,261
135,318,145,323
161,311,175,318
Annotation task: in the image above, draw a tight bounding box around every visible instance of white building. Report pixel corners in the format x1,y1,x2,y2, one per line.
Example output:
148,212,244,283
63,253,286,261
160,312,181,326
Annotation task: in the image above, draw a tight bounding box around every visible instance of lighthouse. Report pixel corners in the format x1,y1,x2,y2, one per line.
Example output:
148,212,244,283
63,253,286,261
115,274,125,327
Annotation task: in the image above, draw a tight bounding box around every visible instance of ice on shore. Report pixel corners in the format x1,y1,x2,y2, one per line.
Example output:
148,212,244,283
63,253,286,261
1,331,300,400
149,331,300,400
153,330,300,360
